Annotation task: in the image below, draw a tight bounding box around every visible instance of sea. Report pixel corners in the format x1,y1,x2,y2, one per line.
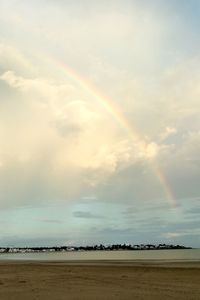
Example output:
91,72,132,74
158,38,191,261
0,249,200,261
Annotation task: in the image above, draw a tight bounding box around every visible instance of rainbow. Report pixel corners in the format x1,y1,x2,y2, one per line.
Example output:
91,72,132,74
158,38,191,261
48,58,176,208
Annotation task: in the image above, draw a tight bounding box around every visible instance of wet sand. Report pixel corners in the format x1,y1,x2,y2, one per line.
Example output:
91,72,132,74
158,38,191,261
0,261,199,299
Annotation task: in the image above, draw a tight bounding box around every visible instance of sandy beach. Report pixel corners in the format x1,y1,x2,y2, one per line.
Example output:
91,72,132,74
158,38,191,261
0,261,199,299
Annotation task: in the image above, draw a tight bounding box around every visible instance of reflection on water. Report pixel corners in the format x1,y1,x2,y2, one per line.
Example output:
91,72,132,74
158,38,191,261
0,249,200,261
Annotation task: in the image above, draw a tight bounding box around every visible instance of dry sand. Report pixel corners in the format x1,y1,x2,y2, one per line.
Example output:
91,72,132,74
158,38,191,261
0,261,199,299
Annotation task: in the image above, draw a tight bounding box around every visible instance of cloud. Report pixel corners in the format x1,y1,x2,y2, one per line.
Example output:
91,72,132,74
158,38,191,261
0,43,36,75
81,195,98,201
0,70,33,90
37,219,63,224
1,48,200,213
163,228,200,239
159,127,177,141
186,207,200,215
73,211,103,219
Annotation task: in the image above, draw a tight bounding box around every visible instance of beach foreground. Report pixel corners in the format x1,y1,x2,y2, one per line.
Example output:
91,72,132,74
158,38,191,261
0,261,199,300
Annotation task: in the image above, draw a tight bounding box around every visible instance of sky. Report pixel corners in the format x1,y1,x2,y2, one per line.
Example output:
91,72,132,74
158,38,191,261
0,0,200,247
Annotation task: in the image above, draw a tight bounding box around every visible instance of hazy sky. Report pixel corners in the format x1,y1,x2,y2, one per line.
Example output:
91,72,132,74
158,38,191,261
0,0,200,247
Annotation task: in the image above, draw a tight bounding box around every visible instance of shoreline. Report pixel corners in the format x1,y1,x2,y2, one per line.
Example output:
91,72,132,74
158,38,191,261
0,259,200,266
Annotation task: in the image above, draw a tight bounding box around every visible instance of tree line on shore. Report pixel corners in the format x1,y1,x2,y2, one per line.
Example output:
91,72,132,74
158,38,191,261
0,243,191,253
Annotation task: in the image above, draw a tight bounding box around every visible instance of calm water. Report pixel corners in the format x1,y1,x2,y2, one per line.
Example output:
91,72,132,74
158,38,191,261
0,249,200,261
